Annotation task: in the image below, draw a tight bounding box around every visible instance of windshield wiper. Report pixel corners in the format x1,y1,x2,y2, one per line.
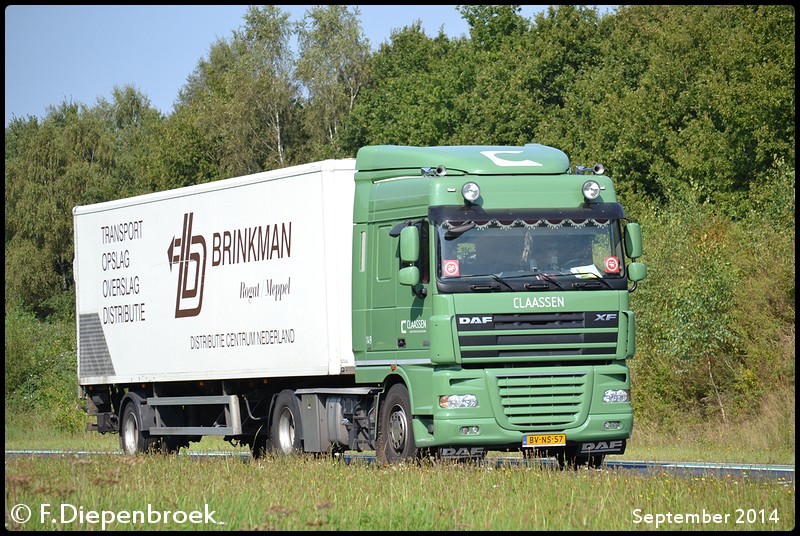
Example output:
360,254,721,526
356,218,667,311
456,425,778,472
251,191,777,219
571,277,612,289
534,273,565,290
536,271,613,290
463,273,514,292
444,222,476,240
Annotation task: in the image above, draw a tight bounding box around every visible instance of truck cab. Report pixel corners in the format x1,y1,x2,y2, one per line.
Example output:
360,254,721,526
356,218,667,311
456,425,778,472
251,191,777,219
352,144,646,466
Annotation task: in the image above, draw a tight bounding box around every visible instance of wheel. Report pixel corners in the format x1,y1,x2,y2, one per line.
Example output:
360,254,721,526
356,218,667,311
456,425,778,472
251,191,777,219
269,390,302,455
376,384,417,464
119,401,161,455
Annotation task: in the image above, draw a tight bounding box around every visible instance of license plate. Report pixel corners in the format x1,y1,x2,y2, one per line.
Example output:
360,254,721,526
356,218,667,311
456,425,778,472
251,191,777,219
522,433,566,447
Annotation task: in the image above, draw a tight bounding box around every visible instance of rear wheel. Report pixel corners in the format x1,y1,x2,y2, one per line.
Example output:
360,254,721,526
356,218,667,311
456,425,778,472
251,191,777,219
376,384,417,464
120,401,161,455
269,390,302,455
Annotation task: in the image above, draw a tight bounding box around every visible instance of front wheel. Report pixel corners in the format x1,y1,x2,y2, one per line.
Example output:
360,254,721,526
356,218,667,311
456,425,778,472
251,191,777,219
376,384,417,464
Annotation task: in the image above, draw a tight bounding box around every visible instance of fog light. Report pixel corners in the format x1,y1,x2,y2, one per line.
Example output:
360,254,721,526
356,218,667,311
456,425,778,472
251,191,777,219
603,389,630,403
604,421,622,430
439,394,478,409
460,426,480,435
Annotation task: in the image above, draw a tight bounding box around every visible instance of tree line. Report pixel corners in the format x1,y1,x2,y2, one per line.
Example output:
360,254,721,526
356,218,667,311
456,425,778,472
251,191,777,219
5,5,795,430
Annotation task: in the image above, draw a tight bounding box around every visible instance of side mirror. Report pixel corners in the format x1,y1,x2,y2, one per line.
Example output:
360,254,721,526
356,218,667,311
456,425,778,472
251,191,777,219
624,222,643,259
628,261,647,282
399,226,419,263
399,266,421,286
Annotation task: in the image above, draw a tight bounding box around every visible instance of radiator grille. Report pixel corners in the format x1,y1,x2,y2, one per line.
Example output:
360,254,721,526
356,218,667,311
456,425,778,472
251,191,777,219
495,371,589,429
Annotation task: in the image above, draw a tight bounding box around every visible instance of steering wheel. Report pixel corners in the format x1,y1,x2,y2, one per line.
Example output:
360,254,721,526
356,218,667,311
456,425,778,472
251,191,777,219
562,258,588,269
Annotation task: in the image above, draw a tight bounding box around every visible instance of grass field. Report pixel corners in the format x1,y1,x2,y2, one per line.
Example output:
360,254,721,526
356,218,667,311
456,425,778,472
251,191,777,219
5,450,795,531
5,417,796,531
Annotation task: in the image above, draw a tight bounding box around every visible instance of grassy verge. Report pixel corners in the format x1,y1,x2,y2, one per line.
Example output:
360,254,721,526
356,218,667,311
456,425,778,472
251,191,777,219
5,402,795,531
5,452,795,531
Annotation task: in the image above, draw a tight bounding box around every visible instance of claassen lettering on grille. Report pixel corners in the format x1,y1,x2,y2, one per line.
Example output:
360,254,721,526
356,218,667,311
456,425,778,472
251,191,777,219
513,296,566,308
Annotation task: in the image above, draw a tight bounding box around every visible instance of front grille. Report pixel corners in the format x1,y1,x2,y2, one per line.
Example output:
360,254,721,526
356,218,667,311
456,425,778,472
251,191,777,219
495,370,588,429
456,312,619,361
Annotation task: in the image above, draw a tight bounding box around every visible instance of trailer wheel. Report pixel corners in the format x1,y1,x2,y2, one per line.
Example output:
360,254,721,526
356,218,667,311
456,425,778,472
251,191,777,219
120,401,160,455
270,390,302,455
376,384,416,464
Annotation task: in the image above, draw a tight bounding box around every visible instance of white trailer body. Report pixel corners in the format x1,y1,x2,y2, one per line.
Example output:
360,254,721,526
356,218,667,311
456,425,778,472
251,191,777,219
73,159,357,386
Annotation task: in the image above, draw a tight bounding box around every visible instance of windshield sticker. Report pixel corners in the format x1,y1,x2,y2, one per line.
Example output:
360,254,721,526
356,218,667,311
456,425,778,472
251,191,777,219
443,259,460,277
604,256,620,273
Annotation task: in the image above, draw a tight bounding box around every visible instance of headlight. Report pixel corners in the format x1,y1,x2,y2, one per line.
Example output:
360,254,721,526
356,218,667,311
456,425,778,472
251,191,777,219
603,389,630,403
439,394,478,409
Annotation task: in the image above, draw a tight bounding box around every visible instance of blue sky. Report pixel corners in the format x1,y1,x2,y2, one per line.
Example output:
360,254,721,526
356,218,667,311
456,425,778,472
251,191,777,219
5,5,556,127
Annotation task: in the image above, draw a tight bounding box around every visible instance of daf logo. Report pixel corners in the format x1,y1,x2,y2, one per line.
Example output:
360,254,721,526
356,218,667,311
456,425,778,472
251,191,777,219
580,440,624,454
439,447,485,459
458,316,493,325
595,313,618,322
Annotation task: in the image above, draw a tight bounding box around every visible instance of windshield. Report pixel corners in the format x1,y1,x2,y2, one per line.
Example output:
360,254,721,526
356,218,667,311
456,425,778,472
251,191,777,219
434,214,627,292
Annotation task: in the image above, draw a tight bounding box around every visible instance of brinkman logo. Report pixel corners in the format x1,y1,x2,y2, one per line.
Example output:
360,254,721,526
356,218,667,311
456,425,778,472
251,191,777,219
167,213,207,318
167,212,293,318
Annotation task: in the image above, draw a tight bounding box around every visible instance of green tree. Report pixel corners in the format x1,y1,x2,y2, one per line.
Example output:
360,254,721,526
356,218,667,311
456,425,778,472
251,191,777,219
540,5,795,210
341,23,470,149
174,5,300,175
456,5,604,145
94,84,164,197
5,101,115,317
296,5,371,158
457,4,528,51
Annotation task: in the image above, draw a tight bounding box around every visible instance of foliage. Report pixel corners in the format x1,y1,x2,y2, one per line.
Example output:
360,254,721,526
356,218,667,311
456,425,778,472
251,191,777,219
296,5,371,157
629,179,795,425
540,5,796,209
175,5,301,174
4,5,795,433
4,307,85,432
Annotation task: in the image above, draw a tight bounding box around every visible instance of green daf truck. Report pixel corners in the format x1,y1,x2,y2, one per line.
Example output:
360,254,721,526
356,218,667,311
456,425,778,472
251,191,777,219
75,143,645,467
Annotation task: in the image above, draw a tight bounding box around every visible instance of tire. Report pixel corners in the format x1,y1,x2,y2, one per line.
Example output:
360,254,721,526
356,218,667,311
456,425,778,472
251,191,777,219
269,390,302,455
119,401,161,455
376,384,417,464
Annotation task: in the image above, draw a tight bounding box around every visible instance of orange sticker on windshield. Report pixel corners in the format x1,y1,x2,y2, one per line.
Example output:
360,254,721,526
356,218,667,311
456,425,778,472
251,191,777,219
604,256,620,273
